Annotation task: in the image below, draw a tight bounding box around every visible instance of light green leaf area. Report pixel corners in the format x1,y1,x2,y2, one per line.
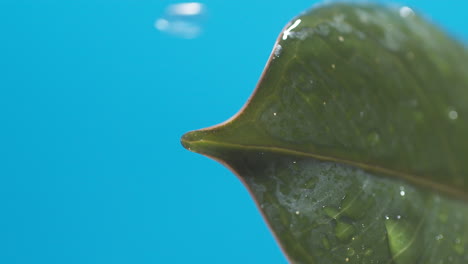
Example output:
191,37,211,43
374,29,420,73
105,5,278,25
181,3,468,264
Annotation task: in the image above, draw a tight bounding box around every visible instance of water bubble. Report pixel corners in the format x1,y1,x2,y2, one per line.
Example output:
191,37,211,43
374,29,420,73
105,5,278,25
435,234,444,241
274,45,282,58
155,2,207,39
399,6,414,18
448,108,458,120
347,247,355,256
399,186,406,196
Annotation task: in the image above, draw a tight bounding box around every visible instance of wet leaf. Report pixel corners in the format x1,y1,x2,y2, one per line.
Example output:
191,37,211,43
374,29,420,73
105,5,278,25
181,3,468,263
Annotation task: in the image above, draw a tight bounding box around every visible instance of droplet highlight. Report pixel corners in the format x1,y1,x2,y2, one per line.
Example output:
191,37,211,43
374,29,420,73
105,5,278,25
282,19,302,40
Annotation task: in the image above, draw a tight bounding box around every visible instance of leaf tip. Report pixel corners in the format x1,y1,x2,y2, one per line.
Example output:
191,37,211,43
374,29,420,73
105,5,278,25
180,129,216,157
180,130,199,152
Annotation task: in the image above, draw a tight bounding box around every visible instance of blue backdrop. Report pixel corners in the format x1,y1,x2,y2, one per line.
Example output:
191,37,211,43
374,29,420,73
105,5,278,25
0,0,466,263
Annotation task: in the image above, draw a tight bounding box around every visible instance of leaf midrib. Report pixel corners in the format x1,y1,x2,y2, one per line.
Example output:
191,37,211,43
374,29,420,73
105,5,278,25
183,138,467,200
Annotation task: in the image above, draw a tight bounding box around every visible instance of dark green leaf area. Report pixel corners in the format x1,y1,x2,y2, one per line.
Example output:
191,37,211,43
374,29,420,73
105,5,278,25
220,150,468,264
180,3,468,264
188,3,468,198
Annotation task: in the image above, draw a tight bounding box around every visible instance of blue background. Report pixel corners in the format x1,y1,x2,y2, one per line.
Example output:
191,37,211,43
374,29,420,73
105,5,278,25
0,0,466,263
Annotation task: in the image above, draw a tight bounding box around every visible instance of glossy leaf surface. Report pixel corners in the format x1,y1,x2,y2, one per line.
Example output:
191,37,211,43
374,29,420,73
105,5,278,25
181,3,468,263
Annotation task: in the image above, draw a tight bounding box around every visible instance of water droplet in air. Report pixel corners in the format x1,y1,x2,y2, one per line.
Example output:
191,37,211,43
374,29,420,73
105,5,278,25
155,2,207,39
338,35,344,42
295,210,300,215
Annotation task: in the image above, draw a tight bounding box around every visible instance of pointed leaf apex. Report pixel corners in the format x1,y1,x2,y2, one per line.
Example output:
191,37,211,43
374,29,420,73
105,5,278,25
181,129,218,157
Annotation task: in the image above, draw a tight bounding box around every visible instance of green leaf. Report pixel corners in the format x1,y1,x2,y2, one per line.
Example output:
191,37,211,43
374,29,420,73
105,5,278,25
181,3,468,264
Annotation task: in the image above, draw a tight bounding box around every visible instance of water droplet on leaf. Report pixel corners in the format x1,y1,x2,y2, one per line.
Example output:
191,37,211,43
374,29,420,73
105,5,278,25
335,221,356,242
385,219,420,264
448,109,458,120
